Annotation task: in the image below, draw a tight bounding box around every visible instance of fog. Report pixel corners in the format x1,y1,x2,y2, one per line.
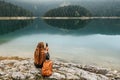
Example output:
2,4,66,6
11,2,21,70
4,0,120,16
6,0,120,3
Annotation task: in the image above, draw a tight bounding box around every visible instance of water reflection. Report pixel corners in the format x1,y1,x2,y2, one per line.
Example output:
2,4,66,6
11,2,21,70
0,19,120,70
0,20,33,35
85,19,120,35
0,19,120,37
43,19,120,35
44,19,90,30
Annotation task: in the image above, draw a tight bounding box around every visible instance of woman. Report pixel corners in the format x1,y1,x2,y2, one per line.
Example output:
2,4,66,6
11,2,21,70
34,42,46,68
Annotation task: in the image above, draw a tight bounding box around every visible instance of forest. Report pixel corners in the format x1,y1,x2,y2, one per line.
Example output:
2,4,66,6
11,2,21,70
0,1,32,17
44,5,92,17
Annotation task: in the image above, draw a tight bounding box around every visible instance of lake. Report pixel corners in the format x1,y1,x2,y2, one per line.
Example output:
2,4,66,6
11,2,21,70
0,19,120,70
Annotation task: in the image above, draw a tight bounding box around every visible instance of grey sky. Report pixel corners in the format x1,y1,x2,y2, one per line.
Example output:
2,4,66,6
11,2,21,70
6,0,120,3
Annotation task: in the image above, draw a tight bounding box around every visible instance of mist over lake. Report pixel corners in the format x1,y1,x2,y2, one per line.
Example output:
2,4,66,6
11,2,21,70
5,0,120,16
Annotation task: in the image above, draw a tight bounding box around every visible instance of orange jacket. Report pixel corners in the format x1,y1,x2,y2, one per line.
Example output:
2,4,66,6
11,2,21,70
41,60,53,77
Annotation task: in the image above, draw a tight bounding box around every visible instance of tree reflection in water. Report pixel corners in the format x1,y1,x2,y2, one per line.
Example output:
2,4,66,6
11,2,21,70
0,20,33,35
44,19,90,30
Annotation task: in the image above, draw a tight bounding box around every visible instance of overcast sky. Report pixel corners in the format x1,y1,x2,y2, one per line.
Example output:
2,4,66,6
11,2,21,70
7,0,120,3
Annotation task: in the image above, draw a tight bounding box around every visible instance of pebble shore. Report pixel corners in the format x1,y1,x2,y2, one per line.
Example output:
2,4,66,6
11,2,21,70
0,57,120,80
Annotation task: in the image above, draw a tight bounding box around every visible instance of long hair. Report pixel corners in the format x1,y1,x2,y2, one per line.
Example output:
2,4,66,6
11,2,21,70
34,42,45,65
37,42,44,51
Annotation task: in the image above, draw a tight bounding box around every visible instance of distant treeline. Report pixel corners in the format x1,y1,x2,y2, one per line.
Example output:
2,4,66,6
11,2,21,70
0,1,33,17
44,5,92,17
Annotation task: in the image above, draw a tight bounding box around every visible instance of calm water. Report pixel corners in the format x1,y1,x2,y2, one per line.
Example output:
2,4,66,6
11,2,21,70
0,19,120,70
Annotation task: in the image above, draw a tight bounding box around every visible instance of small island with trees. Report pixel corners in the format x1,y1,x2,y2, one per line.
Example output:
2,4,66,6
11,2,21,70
43,5,91,30
44,5,92,17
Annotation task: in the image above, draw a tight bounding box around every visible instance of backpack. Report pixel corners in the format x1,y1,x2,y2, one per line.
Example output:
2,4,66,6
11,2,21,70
34,48,46,68
41,60,53,77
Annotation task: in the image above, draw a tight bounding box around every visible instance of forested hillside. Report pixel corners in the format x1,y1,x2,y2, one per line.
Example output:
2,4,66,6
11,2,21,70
0,1,32,16
44,5,92,17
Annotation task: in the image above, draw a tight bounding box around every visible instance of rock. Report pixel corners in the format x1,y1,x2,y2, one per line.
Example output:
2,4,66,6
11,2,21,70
0,62,5,69
19,65,28,72
0,58,119,80
1,60,18,65
12,72,26,80
23,72,35,79
113,70,118,74
66,73,79,79
106,70,120,79
0,71,5,76
7,67,18,73
106,73,114,77
97,74,109,80
29,68,40,74
49,72,65,79
55,64,109,80
78,69,109,80
97,68,110,75
83,65,110,75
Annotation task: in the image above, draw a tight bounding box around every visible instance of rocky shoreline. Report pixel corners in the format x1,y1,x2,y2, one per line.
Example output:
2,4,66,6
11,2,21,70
0,57,120,80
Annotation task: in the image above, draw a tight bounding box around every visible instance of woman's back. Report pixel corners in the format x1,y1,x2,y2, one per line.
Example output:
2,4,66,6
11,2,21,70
34,42,46,68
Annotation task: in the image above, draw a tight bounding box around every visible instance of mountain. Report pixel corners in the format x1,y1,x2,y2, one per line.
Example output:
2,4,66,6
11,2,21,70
0,1,33,16
44,5,92,17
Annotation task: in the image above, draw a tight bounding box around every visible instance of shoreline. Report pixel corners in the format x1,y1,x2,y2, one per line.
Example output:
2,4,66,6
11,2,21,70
0,56,120,80
0,16,120,20
41,16,120,20
0,17,37,20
